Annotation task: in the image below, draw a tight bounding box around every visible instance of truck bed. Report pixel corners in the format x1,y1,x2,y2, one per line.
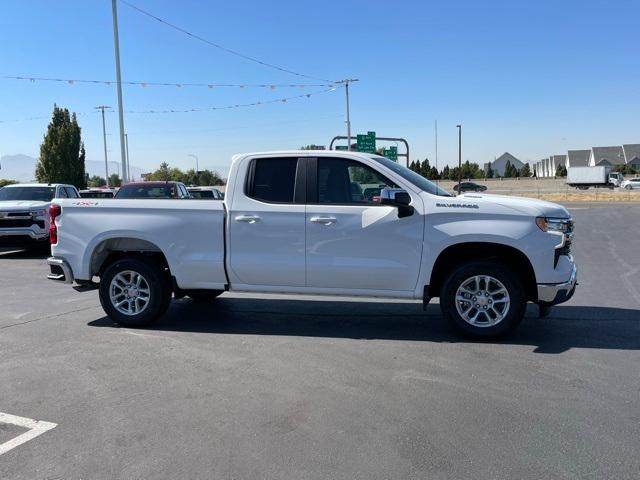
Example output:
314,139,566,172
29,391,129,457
52,199,227,290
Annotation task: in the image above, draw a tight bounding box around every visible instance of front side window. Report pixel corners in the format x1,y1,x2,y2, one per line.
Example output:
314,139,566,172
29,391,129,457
247,158,298,203
317,158,397,204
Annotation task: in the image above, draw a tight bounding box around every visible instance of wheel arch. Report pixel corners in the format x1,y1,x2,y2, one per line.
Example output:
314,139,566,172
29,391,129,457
90,237,170,278
428,242,538,301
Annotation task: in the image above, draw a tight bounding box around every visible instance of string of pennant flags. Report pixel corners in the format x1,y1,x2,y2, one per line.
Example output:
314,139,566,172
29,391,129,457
1,75,335,89
0,86,340,124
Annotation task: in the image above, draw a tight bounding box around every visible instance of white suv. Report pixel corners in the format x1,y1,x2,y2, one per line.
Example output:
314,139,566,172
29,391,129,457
0,183,79,247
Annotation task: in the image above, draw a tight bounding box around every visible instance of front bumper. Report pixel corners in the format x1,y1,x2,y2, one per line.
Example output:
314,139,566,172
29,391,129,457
537,264,577,305
47,256,74,284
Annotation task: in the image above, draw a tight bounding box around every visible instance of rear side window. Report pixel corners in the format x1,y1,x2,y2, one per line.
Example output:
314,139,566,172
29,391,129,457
65,187,79,198
247,158,298,203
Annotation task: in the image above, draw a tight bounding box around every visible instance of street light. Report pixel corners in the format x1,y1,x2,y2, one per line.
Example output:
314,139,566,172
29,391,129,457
188,154,199,172
456,124,462,195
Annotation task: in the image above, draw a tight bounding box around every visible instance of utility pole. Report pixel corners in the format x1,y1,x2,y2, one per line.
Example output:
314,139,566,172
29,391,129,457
336,79,358,150
456,124,462,195
435,120,438,185
124,133,131,181
111,0,128,183
95,105,111,187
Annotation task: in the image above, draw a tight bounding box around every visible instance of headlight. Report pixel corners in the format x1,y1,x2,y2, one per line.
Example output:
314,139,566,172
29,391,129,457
535,217,572,233
30,209,46,217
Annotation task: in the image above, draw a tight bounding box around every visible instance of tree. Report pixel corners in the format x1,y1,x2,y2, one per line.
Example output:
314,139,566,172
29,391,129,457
87,175,106,187
108,173,122,187
441,165,450,180
420,158,431,178
35,105,86,188
429,166,440,180
197,169,225,186
300,145,325,150
486,164,494,179
0,179,18,187
503,160,513,178
520,163,531,177
555,164,567,177
149,162,172,181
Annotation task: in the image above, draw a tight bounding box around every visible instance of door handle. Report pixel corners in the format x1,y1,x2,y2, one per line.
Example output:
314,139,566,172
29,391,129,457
310,216,337,225
235,214,260,223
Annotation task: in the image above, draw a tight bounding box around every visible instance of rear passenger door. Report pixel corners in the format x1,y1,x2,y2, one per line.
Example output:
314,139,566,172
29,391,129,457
228,156,306,287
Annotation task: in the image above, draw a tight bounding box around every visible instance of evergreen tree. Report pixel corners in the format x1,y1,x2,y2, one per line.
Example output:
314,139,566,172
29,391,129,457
35,105,86,187
429,166,439,180
486,164,494,179
555,164,567,177
420,158,431,178
503,160,512,178
520,163,531,177
441,165,450,180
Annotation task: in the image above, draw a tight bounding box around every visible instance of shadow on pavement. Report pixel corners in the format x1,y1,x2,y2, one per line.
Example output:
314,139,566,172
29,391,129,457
88,297,640,354
0,246,50,259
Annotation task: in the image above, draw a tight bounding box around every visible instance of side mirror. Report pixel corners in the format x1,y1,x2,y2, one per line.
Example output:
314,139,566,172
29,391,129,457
379,188,414,218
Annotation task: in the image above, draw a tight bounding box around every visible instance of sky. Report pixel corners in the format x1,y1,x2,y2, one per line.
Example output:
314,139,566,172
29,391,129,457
1,0,639,176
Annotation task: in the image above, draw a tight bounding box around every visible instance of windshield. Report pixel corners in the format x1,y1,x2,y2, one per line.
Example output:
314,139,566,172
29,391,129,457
0,186,56,202
115,184,176,199
369,155,451,196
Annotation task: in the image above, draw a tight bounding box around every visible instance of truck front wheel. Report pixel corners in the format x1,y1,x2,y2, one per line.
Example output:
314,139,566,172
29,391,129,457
440,261,526,337
99,257,171,328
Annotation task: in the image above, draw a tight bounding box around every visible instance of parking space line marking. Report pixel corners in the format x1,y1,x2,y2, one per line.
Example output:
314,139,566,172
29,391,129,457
0,412,57,456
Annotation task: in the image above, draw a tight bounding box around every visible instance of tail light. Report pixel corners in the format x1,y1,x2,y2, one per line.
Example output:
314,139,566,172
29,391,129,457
49,204,61,244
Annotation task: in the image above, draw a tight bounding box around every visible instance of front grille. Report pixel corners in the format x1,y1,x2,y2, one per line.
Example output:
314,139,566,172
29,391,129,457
0,219,44,228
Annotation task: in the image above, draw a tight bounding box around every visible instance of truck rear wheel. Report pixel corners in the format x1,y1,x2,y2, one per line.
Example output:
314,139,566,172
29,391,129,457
440,261,526,337
99,257,171,328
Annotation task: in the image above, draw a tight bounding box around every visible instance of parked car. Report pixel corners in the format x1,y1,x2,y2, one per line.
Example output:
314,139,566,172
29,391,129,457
621,178,640,190
47,151,577,338
188,186,224,200
0,183,79,247
79,188,115,199
453,182,488,193
114,181,191,199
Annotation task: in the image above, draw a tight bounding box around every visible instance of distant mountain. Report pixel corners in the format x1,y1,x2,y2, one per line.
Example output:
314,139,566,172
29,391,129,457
0,154,143,182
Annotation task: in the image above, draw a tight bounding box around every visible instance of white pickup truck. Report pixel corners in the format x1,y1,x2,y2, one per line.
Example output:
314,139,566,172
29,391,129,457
47,151,577,337
0,183,80,247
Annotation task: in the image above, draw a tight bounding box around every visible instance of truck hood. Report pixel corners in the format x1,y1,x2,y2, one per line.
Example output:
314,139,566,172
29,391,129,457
458,193,570,218
0,200,50,210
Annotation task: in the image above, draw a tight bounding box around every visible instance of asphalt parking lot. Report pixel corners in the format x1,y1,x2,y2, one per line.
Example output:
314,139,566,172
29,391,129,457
1,203,639,480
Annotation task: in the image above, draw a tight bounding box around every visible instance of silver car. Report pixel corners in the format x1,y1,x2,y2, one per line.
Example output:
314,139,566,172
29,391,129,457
621,178,640,190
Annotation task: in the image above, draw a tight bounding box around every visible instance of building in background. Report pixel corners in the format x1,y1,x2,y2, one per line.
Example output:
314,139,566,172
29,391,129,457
589,146,625,167
622,144,640,171
485,152,523,177
566,150,590,168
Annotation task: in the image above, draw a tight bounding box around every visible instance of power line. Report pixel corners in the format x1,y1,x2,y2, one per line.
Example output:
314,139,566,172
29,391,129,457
124,87,338,114
0,86,340,123
119,0,334,83
0,75,333,89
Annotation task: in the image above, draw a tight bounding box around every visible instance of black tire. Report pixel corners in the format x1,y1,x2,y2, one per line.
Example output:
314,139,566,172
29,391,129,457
99,257,172,328
188,290,223,303
440,260,526,337
625,185,632,190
